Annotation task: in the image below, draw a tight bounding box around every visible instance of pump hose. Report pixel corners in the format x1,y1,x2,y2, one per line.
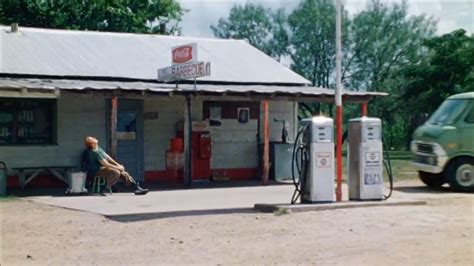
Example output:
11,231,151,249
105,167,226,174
291,125,308,204
382,139,394,200
290,146,304,204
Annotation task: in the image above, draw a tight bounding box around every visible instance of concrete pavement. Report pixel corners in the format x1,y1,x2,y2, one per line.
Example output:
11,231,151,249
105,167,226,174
25,180,470,219
28,183,296,217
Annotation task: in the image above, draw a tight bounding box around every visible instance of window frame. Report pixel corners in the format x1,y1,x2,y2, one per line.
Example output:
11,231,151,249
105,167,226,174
463,102,474,124
0,98,58,146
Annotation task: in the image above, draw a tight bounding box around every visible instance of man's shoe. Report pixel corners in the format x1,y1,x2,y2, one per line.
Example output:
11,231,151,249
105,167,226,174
134,182,149,195
99,187,112,196
134,189,148,195
134,182,149,194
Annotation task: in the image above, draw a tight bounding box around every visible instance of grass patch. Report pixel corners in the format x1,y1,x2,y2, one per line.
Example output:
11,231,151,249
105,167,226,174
273,208,291,216
341,156,418,182
384,151,413,160
342,151,413,160
383,159,418,181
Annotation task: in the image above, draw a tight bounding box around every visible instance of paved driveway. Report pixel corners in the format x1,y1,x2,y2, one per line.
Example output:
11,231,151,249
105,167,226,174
26,180,468,218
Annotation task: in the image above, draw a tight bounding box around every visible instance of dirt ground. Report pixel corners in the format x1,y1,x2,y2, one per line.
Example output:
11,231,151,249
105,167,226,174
1,181,473,265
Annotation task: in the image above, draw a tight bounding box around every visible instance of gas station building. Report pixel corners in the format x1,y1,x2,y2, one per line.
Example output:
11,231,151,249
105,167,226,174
0,26,385,188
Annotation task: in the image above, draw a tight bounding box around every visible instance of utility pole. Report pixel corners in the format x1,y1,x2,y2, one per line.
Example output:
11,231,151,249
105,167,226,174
335,0,343,202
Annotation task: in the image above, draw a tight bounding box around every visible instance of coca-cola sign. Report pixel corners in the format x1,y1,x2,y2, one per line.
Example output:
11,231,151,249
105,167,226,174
172,43,197,65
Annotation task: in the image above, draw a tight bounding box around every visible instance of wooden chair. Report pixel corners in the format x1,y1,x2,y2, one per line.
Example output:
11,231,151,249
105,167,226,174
92,176,108,194
82,149,111,195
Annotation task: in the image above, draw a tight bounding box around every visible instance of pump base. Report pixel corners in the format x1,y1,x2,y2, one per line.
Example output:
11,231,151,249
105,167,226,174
349,198,383,201
301,200,334,204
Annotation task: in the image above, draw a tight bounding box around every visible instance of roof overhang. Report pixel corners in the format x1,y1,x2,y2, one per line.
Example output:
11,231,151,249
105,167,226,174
0,78,388,103
0,87,60,99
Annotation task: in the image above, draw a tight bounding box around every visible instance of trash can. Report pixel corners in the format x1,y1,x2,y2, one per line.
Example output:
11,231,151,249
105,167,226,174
273,143,295,182
0,161,7,196
65,171,88,195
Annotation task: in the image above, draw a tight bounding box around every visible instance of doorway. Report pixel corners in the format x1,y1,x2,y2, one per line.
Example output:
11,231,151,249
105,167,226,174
116,99,144,181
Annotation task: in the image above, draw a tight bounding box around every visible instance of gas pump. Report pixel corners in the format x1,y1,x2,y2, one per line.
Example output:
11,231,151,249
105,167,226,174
348,117,384,200
291,116,334,204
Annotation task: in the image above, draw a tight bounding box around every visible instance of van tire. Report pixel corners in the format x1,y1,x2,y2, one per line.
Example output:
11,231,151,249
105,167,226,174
419,171,445,187
447,158,474,192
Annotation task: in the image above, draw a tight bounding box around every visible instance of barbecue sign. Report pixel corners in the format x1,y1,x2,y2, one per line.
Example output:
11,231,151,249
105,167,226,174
158,61,211,82
157,43,211,82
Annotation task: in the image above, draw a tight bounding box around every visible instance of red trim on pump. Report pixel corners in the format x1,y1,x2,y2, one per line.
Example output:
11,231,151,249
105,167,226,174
336,105,343,202
361,102,368,116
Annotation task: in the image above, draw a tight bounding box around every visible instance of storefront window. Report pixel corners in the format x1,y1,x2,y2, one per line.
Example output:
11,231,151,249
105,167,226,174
0,98,56,145
117,111,137,140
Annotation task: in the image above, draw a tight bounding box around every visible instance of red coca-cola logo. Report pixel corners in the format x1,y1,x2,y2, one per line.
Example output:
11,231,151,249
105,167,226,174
172,46,193,64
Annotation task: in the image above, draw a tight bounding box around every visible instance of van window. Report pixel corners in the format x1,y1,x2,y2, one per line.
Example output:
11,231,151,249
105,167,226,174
427,99,469,125
465,105,474,123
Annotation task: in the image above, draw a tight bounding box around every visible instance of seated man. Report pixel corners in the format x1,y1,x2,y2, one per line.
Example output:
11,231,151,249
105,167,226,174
84,136,148,196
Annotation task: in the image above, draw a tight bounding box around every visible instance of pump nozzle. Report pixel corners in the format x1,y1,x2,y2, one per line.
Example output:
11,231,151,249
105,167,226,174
274,118,289,143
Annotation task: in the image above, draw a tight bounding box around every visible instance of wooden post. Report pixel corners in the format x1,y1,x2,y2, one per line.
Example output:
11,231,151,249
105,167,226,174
361,102,368,116
183,94,192,187
110,96,118,159
262,100,270,185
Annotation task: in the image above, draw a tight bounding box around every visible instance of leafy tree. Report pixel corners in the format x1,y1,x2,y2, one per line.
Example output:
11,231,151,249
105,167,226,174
210,3,289,61
0,0,185,34
403,29,474,107
289,0,349,117
345,0,435,92
343,0,435,148
268,8,290,62
290,0,337,88
399,29,474,145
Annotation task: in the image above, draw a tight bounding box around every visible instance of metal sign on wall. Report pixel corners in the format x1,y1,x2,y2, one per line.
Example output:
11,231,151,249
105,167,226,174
172,43,198,65
157,43,211,82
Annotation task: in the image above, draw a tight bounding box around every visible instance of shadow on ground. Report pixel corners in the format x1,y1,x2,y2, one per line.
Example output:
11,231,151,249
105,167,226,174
394,185,467,194
8,180,292,198
106,207,257,222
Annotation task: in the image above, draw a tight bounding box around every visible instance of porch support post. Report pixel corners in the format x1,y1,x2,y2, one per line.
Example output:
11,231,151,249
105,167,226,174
261,100,270,185
110,96,118,159
183,94,193,187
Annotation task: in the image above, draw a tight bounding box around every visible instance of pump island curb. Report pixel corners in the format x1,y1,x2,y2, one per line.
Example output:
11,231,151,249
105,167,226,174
254,200,428,213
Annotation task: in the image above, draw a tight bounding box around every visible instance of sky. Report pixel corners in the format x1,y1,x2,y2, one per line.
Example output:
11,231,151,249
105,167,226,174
176,0,474,38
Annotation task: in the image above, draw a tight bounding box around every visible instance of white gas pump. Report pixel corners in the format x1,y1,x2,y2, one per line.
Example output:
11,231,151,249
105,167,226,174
348,117,384,200
291,116,334,204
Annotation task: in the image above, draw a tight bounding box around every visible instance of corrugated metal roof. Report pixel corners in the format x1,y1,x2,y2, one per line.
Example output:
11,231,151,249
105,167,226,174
0,78,388,99
0,26,310,85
